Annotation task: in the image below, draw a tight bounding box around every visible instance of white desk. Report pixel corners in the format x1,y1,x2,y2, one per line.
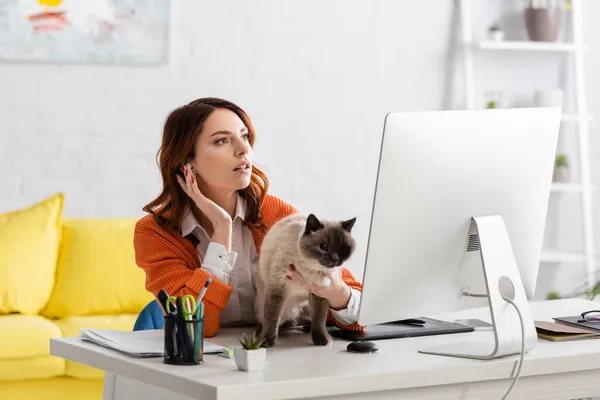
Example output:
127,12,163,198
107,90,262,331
50,299,600,400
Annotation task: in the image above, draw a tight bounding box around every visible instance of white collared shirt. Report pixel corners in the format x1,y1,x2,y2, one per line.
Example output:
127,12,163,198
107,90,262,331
181,195,360,326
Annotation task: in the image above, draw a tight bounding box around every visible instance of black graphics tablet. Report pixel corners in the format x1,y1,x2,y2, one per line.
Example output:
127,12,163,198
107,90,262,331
328,317,474,341
553,315,600,332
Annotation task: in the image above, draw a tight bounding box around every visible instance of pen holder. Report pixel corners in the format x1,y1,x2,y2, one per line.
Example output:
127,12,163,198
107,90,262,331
163,314,205,365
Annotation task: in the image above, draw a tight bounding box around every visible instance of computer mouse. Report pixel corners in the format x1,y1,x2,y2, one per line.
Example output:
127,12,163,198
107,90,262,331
346,340,379,354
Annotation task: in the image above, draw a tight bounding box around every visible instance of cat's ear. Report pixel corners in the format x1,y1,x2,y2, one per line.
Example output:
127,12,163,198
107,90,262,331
304,214,324,234
340,217,356,232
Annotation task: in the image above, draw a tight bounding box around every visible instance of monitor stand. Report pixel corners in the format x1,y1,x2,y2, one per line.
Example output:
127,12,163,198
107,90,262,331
419,215,538,360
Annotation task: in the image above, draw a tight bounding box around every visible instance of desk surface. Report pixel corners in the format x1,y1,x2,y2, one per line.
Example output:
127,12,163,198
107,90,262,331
50,299,600,400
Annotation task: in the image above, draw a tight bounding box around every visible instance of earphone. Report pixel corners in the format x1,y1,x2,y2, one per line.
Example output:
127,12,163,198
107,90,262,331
184,161,196,176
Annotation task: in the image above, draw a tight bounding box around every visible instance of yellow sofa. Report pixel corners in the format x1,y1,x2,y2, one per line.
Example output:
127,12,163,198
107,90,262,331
0,193,154,400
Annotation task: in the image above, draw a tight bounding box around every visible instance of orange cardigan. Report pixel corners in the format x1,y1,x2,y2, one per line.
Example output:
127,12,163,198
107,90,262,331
133,194,364,337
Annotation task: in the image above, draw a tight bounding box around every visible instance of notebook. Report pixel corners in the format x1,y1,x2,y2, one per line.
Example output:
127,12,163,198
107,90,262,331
535,320,600,342
79,328,225,357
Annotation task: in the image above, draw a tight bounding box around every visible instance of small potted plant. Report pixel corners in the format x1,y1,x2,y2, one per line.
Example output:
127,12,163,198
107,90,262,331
484,91,503,109
546,290,562,300
547,280,600,301
487,23,504,41
234,332,266,372
553,154,569,182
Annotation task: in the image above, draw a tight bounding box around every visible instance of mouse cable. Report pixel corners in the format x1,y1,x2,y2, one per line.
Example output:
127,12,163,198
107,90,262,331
499,296,525,400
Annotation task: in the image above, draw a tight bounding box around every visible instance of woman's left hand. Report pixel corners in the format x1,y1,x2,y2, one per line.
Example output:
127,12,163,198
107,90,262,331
287,265,351,310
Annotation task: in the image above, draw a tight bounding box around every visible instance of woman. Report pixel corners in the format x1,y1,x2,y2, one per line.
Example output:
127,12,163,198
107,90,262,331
134,97,363,338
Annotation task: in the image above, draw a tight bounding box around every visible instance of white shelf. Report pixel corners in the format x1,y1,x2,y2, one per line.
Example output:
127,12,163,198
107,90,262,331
476,40,586,52
550,183,594,192
461,1,597,286
540,250,589,263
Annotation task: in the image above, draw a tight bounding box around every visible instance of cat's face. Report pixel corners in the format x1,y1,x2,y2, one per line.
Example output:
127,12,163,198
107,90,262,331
299,214,357,269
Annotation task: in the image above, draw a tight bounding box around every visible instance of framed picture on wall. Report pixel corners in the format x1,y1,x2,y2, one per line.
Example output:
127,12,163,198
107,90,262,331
0,0,170,65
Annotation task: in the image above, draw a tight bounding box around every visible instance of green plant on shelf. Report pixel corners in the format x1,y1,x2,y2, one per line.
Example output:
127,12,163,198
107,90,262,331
546,274,600,301
237,332,265,350
486,100,497,109
555,154,569,167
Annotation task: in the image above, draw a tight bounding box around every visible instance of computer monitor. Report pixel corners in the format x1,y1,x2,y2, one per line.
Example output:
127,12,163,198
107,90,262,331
356,107,561,359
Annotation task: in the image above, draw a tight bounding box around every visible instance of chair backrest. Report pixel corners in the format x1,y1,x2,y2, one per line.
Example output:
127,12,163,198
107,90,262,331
133,300,165,331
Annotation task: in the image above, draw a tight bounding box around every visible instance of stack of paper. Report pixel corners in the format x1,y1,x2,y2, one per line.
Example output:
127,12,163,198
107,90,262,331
535,321,600,342
80,328,225,357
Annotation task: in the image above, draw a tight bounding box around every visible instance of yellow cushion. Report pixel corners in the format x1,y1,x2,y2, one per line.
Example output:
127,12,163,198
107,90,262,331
42,218,154,318
0,315,62,359
56,314,140,379
0,356,65,381
0,193,63,315
0,377,103,400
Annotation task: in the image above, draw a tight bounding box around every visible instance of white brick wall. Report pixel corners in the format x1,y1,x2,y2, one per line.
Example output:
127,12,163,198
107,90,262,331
1,0,600,295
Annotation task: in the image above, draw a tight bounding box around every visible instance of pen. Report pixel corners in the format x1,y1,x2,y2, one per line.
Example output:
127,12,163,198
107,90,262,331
176,297,189,360
193,317,202,363
173,327,179,357
196,278,211,307
164,311,174,358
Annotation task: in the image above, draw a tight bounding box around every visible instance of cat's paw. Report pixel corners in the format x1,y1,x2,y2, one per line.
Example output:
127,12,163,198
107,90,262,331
261,334,277,348
254,324,263,337
311,330,332,346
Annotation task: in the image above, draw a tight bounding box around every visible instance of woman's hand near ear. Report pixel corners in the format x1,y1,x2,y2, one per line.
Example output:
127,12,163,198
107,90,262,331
177,164,233,251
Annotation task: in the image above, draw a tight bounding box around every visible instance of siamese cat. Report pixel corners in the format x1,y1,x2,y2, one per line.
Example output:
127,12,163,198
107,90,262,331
255,213,357,347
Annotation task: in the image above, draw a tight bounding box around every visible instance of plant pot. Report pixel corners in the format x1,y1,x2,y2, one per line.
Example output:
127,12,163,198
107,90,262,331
484,91,504,109
488,29,504,41
553,166,569,182
234,347,266,371
524,7,563,42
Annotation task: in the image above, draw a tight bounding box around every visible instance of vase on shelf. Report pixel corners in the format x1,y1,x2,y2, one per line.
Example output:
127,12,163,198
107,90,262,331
523,6,564,42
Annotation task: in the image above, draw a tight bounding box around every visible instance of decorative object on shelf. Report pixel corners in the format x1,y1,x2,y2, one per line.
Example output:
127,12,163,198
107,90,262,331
553,154,569,182
484,91,504,109
523,0,571,42
546,290,561,300
487,23,504,41
460,0,596,291
546,279,599,300
534,88,564,108
234,332,267,372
